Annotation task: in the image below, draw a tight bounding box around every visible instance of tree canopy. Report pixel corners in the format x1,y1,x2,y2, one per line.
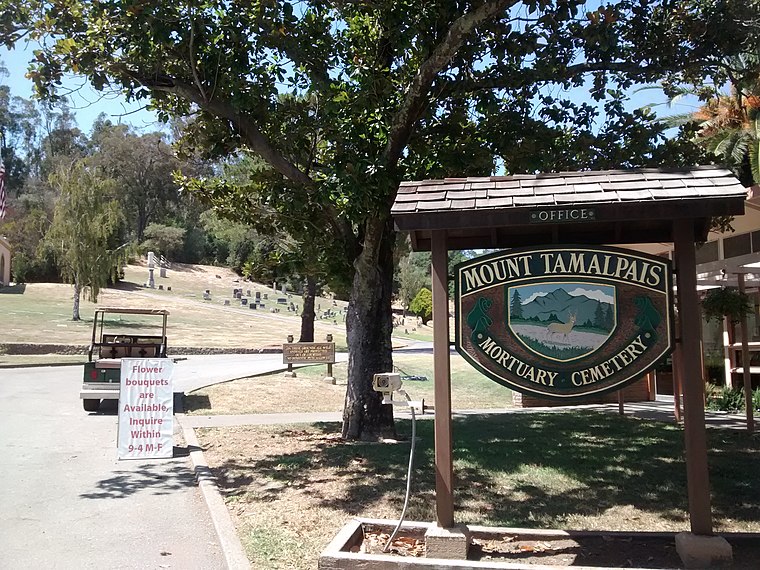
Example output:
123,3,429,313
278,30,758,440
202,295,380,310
4,0,757,438
46,160,126,320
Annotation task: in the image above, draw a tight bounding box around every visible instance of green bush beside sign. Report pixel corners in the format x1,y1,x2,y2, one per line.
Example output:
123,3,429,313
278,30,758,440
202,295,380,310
454,246,673,400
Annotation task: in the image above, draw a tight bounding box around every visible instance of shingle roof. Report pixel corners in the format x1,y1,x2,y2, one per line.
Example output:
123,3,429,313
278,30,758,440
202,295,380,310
391,167,747,216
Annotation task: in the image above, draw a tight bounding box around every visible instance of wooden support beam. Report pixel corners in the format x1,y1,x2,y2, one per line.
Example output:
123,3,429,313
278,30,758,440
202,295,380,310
673,219,713,535
431,229,454,528
737,273,755,433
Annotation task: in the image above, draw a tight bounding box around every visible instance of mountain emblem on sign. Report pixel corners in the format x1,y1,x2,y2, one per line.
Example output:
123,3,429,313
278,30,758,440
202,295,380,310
508,283,616,362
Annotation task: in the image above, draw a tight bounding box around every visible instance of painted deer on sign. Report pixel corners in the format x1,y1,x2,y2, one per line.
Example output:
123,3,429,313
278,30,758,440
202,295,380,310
547,312,576,343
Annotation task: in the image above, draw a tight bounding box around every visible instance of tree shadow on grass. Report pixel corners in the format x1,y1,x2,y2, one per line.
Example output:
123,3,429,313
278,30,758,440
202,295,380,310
451,412,760,528
207,411,760,529
110,281,145,292
184,393,211,412
209,423,433,514
0,283,26,294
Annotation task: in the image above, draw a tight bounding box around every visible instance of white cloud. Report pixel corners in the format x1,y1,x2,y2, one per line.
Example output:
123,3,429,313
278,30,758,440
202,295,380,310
522,291,549,304
567,287,614,305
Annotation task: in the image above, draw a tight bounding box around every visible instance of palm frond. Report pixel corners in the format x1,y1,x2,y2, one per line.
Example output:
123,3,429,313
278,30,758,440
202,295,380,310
750,114,760,184
705,128,742,156
659,112,698,128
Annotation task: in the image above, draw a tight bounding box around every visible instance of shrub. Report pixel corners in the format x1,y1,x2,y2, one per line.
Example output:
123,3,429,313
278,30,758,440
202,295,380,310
410,287,433,325
705,384,745,412
701,287,752,323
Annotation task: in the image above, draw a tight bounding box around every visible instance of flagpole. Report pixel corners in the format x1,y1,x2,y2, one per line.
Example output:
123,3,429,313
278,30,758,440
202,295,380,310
0,130,7,221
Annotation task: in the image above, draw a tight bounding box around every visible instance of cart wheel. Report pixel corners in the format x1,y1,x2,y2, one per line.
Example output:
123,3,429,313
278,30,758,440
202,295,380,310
83,399,100,412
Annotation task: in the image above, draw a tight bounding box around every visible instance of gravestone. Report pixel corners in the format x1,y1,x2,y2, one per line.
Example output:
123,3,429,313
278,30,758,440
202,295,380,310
247,289,251,296
263,293,268,300
167,286,172,291
278,298,287,305
158,285,163,290
255,291,261,300
203,290,211,301
235,291,242,299
250,303,257,310
224,299,230,306
241,298,248,306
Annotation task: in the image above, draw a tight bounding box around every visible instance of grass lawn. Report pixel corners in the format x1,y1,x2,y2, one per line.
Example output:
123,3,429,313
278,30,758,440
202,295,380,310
2,262,348,352
197,412,760,569
3,260,438,360
184,353,513,415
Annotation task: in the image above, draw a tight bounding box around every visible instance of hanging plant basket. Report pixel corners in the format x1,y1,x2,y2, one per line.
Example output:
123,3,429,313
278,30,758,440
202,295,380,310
701,287,752,323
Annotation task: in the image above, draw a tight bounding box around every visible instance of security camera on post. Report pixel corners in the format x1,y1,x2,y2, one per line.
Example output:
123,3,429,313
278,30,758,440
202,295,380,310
372,372,403,404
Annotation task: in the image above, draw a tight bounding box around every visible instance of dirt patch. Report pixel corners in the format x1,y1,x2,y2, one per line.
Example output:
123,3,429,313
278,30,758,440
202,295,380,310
361,529,760,568
186,373,346,415
359,528,760,568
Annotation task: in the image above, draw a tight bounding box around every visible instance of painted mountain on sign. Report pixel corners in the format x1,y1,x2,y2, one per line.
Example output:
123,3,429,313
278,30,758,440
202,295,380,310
519,287,613,328
509,285,616,361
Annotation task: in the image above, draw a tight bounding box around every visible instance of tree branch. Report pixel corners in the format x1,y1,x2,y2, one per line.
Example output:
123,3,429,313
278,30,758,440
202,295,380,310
438,60,721,97
110,65,358,248
188,10,208,103
384,0,516,168
152,78,314,186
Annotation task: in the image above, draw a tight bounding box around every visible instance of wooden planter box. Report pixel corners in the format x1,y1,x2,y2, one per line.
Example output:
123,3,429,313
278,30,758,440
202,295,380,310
319,518,688,570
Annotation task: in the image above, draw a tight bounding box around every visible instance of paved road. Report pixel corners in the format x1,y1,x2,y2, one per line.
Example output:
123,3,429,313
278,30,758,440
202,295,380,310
0,365,230,569
0,352,352,569
172,352,348,393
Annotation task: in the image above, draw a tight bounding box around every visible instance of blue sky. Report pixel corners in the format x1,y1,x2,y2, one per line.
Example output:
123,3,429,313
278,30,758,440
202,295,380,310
1,34,702,137
1,44,161,134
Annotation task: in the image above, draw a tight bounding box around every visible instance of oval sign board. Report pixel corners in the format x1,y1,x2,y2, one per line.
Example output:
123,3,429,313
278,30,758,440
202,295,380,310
454,246,674,400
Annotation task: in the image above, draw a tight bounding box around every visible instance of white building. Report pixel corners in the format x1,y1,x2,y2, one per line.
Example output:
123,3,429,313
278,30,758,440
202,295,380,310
0,236,11,286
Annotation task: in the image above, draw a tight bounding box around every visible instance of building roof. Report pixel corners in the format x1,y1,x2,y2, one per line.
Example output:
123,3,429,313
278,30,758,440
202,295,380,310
391,167,747,251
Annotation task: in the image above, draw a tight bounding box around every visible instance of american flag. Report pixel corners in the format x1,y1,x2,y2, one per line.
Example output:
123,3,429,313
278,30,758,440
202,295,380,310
0,158,6,220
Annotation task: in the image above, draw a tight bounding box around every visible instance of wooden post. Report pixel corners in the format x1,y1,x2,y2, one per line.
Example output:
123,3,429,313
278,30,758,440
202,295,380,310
737,273,755,433
431,229,454,528
673,310,683,423
617,390,625,415
673,218,713,535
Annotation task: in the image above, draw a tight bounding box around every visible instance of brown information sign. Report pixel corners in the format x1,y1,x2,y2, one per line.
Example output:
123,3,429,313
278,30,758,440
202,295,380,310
282,342,336,364
454,245,673,400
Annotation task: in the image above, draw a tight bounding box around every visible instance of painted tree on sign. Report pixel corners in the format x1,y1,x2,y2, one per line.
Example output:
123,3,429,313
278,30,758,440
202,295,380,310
46,161,126,320
5,0,756,439
510,290,523,320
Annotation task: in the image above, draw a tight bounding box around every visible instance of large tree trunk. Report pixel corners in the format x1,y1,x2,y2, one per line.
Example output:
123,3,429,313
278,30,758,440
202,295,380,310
72,279,81,321
342,217,396,440
299,275,317,342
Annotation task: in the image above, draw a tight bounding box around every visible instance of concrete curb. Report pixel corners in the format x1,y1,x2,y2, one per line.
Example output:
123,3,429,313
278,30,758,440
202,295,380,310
179,417,251,570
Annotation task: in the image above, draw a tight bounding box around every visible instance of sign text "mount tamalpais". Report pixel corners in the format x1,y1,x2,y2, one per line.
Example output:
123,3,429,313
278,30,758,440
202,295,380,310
454,246,673,400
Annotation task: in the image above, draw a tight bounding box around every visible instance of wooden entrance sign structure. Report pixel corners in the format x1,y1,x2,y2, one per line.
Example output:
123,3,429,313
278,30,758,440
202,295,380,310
391,167,746,536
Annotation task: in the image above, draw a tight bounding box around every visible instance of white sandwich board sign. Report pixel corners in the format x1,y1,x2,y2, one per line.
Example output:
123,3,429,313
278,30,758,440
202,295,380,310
118,358,174,459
